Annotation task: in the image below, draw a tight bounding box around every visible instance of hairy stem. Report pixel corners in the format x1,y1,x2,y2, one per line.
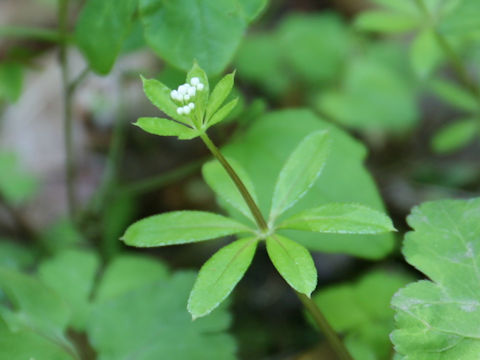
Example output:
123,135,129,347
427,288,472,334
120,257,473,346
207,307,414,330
199,131,352,360
200,132,268,231
298,293,353,360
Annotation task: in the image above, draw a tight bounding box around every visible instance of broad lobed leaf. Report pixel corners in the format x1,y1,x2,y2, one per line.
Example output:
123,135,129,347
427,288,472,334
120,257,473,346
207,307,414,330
121,210,252,247
279,203,395,234
188,237,258,319
392,197,480,359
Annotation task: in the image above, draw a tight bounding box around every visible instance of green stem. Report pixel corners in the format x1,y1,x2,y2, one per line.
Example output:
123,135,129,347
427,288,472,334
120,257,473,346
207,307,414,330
199,131,353,360
58,0,76,217
0,25,67,42
298,293,353,360
199,132,268,231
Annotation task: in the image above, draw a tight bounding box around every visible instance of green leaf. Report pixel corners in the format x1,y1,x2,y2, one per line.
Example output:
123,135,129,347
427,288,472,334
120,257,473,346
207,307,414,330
317,51,419,132
269,131,330,221
134,117,198,140
431,118,479,153
0,62,23,103
75,0,137,74
0,239,35,270
223,109,395,259
188,237,258,319
266,235,317,296
121,211,251,247
202,158,258,222
0,152,37,205
238,0,268,21
140,0,247,75
430,79,479,112
38,250,100,331
40,218,85,254
88,271,236,360
439,0,480,35
409,28,442,78
206,71,235,122
277,13,351,84
141,77,185,123
314,270,412,360
0,268,71,346
391,198,480,358
94,255,169,303
354,10,418,33
368,0,419,15
279,203,395,234
0,318,74,360
207,98,239,128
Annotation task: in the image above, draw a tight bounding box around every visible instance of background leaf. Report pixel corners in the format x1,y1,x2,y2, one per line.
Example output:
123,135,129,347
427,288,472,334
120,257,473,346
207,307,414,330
38,249,100,331
314,270,412,360
140,0,247,75
0,152,38,206
75,0,138,74
0,62,23,103
391,198,480,358
88,271,236,360
431,118,479,153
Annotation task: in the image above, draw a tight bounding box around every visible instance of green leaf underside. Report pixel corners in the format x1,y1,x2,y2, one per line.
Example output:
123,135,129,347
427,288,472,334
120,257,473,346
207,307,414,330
202,158,258,222
314,270,412,360
75,0,137,74
270,131,330,221
206,72,235,121
135,117,198,140
266,235,317,296
121,211,251,247
188,237,258,319
141,77,185,123
391,198,480,359
208,98,239,128
38,250,100,331
279,203,395,234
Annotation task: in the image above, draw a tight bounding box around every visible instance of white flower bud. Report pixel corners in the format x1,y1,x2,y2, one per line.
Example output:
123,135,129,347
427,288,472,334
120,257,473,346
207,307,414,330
178,84,188,95
196,83,204,91
187,86,196,97
188,102,195,109
177,107,184,115
170,90,179,100
183,105,191,114
190,77,200,86
184,94,190,101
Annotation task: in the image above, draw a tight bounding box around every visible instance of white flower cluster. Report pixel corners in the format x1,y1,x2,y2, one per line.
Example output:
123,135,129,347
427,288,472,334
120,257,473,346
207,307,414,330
170,77,205,115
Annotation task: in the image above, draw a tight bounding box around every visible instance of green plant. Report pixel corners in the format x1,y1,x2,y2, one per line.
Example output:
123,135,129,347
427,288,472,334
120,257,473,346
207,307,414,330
122,63,396,359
